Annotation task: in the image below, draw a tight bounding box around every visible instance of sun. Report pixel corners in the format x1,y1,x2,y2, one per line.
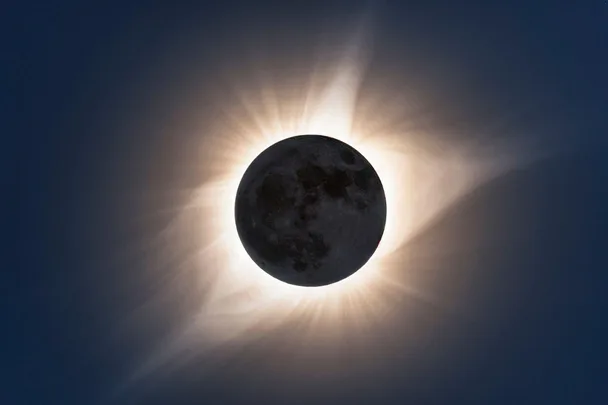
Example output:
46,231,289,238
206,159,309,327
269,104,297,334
126,23,528,387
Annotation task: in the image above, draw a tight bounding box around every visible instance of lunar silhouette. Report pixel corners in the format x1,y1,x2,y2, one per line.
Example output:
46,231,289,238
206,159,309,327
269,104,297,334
234,135,386,287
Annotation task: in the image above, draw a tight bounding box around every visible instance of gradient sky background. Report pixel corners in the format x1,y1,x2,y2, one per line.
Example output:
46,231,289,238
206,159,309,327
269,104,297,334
5,2,608,405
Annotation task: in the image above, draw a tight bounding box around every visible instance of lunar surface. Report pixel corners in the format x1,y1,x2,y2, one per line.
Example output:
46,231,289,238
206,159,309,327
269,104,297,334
234,135,386,287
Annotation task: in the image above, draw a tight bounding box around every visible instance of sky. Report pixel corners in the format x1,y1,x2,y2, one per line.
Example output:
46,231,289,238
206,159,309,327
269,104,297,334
4,2,608,404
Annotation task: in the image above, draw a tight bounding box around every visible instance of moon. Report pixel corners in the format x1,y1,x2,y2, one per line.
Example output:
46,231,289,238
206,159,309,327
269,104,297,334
234,134,387,287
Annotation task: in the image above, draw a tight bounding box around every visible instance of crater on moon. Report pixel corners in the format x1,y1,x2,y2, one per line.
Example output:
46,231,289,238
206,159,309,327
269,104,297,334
234,135,386,287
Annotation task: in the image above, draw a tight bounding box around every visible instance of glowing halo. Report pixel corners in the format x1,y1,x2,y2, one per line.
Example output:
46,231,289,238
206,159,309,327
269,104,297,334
120,19,534,396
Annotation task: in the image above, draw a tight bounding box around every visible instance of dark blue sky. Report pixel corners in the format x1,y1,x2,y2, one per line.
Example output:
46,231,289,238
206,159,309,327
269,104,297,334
5,2,608,404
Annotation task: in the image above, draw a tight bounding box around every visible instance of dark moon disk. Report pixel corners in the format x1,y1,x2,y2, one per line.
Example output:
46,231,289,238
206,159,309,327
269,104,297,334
234,135,387,287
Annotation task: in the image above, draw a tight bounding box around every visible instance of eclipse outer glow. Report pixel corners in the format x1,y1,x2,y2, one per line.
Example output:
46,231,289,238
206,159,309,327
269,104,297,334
124,18,532,391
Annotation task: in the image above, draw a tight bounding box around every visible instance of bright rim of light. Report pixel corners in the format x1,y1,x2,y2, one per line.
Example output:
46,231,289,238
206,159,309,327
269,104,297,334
214,124,399,297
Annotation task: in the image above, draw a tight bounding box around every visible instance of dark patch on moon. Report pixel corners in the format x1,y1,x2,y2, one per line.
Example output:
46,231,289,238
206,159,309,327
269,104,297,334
234,134,387,287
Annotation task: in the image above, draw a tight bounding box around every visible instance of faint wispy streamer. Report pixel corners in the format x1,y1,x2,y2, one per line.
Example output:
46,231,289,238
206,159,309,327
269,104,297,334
109,12,542,404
